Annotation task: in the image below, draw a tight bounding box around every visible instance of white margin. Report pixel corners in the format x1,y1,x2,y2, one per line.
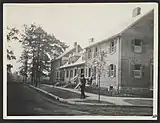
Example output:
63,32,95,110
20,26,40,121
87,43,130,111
3,4,7,119
3,3,158,120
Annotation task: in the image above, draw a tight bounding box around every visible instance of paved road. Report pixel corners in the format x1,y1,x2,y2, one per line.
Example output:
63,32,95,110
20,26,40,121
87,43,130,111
7,82,89,116
7,82,153,116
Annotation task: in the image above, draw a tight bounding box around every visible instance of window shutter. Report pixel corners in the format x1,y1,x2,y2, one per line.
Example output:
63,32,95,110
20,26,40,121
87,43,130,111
141,65,145,78
107,65,110,77
131,39,135,52
131,63,134,78
114,65,116,77
141,40,145,53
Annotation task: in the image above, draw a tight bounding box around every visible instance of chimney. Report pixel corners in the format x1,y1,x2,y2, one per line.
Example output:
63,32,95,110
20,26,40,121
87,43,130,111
132,7,141,17
74,42,77,47
74,42,79,53
89,38,94,44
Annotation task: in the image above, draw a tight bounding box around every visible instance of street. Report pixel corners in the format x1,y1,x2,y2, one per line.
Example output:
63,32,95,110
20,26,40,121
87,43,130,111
7,82,89,116
7,82,153,116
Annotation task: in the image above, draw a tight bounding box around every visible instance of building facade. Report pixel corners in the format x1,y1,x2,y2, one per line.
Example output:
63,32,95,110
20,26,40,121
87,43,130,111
51,8,154,95
84,8,154,94
51,42,83,84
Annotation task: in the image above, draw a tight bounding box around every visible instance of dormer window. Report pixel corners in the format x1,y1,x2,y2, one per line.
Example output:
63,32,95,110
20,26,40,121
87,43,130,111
132,39,142,53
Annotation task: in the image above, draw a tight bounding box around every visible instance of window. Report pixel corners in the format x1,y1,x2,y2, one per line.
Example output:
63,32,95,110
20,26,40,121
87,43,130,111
133,64,142,78
81,69,84,76
88,49,92,59
63,71,65,78
93,66,96,79
108,64,116,77
70,70,73,78
85,68,87,77
66,70,69,78
88,68,91,77
132,39,142,53
94,47,98,57
110,40,116,53
74,69,77,76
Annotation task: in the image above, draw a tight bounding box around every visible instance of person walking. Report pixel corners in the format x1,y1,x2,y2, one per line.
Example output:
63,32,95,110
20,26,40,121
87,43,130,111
80,74,86,99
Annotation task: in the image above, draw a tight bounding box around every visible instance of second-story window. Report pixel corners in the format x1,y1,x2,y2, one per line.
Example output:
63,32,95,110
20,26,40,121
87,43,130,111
88,49,92,59
108,64,116,77
110,40,116,53
132,39,143,53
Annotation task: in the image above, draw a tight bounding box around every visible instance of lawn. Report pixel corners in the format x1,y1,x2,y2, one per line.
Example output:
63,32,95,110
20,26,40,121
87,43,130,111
38,84,82,99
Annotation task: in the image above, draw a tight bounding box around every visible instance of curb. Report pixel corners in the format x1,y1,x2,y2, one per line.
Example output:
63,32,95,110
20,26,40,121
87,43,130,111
27,84,153,108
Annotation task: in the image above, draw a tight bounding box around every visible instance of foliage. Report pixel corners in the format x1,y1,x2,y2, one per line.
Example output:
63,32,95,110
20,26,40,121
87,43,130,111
7,27,19,60
18,23,68,85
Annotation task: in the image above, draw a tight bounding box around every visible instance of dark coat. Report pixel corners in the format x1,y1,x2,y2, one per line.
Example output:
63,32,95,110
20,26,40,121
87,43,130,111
80,78,86,90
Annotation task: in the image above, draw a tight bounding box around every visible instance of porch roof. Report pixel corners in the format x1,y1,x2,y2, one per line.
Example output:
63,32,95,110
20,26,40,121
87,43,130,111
59,56,85,69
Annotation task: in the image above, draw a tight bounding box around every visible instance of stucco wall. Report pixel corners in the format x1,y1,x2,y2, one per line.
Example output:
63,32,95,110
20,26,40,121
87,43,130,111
120,10,153,89
85,37,120,88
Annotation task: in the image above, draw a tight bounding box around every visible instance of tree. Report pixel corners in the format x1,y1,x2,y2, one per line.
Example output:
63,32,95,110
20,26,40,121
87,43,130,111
19,24,68,86
7,27,19,60
90,49,108,102
7,27,20,82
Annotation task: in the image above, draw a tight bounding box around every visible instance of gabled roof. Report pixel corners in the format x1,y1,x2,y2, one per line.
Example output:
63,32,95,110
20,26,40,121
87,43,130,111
56,47,74,60
55,45,82,60
84,9,154,49
59,55,85,69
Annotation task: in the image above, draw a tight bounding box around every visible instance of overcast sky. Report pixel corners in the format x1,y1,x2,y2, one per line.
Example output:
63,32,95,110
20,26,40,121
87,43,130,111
4,3,157,72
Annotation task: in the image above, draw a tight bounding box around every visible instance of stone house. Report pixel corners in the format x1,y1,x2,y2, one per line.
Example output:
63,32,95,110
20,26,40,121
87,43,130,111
84,7,154,94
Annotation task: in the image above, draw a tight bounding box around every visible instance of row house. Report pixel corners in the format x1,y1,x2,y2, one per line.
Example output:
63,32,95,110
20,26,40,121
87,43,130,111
51,7,154,95
51,42,83,84
84,7,154,94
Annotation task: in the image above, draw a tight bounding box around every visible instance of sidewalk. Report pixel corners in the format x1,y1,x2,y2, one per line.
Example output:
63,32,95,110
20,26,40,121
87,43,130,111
29,84,153,107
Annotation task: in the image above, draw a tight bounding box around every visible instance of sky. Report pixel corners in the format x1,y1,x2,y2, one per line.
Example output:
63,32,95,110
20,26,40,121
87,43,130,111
4,3,157,72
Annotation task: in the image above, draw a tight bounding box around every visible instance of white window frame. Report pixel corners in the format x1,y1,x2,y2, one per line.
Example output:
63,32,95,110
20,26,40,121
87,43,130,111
110,64,114,77
110,40,116,53
109,64,116,78
133,39,142,53
133,64,142,78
